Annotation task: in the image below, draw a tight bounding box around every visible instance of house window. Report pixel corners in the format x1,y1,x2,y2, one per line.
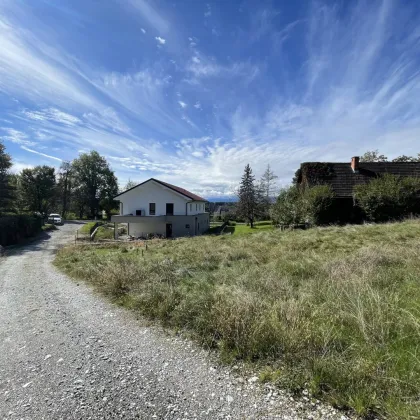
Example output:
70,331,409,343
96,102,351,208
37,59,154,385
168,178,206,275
135,209,142,216
149,203,156,215
166,203,174,215
185,224,190,229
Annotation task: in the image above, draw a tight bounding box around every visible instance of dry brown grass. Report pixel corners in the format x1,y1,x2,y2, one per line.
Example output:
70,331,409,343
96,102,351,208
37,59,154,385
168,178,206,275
55,220,420,418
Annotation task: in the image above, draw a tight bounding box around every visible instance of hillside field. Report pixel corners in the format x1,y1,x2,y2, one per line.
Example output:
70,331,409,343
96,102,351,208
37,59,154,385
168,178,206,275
55,220,420,418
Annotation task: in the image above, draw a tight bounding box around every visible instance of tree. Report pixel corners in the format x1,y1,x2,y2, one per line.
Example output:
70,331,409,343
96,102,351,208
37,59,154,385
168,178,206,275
259,164,278,218
71,151,118,219
260,164,278,199
392,154,420,162
57,161,73,217
271,186,305,225
237,164,261,228
123,179,137,192
0,141,13,213
360,150,388,162
19,166,56,215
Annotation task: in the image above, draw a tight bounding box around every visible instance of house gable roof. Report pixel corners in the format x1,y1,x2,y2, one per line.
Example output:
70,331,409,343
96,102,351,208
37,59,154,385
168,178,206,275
300,161,420,197
114,178,207,201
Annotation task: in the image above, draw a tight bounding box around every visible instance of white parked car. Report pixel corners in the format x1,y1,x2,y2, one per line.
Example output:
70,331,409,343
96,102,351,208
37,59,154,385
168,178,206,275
48,213,63,225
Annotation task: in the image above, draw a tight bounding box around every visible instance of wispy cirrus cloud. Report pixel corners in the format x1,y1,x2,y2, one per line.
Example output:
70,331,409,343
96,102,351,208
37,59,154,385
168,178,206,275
20,146,63,162
1,0,420,198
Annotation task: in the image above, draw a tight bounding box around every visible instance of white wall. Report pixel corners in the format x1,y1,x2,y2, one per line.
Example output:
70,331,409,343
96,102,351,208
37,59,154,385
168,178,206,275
119,180,207,216
119,180,189,216
186,201,206,215
129,220,166,237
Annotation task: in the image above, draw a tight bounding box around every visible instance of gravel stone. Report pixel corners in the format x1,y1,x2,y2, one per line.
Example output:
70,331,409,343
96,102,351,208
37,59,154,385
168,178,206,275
0,223,353,419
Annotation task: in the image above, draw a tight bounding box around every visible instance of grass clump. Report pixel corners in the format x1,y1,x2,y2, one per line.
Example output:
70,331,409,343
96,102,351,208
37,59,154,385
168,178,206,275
79,221,98,234
94,226,114,240
42,223,57,232
54,220,420,418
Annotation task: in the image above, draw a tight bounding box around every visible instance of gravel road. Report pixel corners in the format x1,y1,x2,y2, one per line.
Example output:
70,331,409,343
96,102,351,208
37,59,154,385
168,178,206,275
0,223,349,420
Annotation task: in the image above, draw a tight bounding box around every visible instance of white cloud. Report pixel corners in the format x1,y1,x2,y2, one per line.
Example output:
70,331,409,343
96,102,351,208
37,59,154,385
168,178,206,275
0,128,36,146
155,36,166,45
204,4,211,17
194,101,202,110
23,108,81,126
178,100,187,108
141,28,146,34
20,146,63,162
0,15,98,109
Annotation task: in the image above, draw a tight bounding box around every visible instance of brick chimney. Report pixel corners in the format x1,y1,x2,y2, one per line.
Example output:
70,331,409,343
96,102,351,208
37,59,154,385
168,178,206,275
351,156,360,173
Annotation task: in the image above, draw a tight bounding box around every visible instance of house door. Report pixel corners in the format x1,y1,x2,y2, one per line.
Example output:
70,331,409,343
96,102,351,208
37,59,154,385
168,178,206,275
166,223,173,238
166,203,174,215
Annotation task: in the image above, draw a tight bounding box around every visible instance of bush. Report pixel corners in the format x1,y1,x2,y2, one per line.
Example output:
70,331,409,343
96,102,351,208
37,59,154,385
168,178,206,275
0,214,43,246
65,212,77,220
354,174,420,222
271,186,305,225
304,185,335,225
271,185,334,226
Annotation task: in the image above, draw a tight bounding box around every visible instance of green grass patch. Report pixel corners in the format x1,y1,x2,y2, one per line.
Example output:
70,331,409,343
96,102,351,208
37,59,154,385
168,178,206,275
54,220,420,418
42,223,57,232
230,220,275,235
78,221,98,234
94,226,114,240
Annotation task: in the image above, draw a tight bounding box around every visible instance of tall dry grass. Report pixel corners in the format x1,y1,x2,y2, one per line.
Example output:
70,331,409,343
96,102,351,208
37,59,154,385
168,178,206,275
55,220,420,418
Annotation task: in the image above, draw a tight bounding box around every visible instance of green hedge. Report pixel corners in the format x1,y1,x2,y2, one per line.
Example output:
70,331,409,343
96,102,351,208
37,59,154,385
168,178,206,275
0,215,43,246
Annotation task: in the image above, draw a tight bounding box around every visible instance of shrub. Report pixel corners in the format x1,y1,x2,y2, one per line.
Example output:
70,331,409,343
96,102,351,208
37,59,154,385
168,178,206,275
65,212,77,220
0,214,43,246
354,174,420,222
271,186,305,225
271,185,334,226
304,185,335,225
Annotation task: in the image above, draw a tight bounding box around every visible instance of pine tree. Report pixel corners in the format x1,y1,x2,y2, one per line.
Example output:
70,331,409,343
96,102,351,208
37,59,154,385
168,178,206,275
237,164,259,228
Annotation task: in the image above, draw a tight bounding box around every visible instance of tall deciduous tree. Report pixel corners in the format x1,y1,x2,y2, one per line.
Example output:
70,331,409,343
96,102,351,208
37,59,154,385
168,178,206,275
57,161,73,217
360,150,388,162
237,164,261,228
72,151,118,219
260,164,278,217
123,179,137,192
260,164,278,199
392,154,420,162
19,166,56,215
0,141,13,213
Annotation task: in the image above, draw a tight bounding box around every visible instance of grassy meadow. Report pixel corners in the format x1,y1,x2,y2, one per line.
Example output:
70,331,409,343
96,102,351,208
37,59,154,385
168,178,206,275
54,220,420,418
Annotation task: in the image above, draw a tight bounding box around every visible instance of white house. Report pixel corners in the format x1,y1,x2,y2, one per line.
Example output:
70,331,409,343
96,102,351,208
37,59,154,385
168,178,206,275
111,178,209,238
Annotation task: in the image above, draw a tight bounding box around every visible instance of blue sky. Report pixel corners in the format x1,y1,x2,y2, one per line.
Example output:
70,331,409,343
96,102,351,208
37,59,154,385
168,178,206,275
1,0,420,198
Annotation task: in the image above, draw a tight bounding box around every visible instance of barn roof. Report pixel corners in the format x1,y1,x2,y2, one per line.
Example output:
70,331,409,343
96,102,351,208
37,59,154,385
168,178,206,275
299,161,420,197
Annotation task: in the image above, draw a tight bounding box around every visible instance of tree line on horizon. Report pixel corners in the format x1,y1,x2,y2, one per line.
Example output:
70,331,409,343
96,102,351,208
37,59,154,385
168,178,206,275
0,142,118,219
